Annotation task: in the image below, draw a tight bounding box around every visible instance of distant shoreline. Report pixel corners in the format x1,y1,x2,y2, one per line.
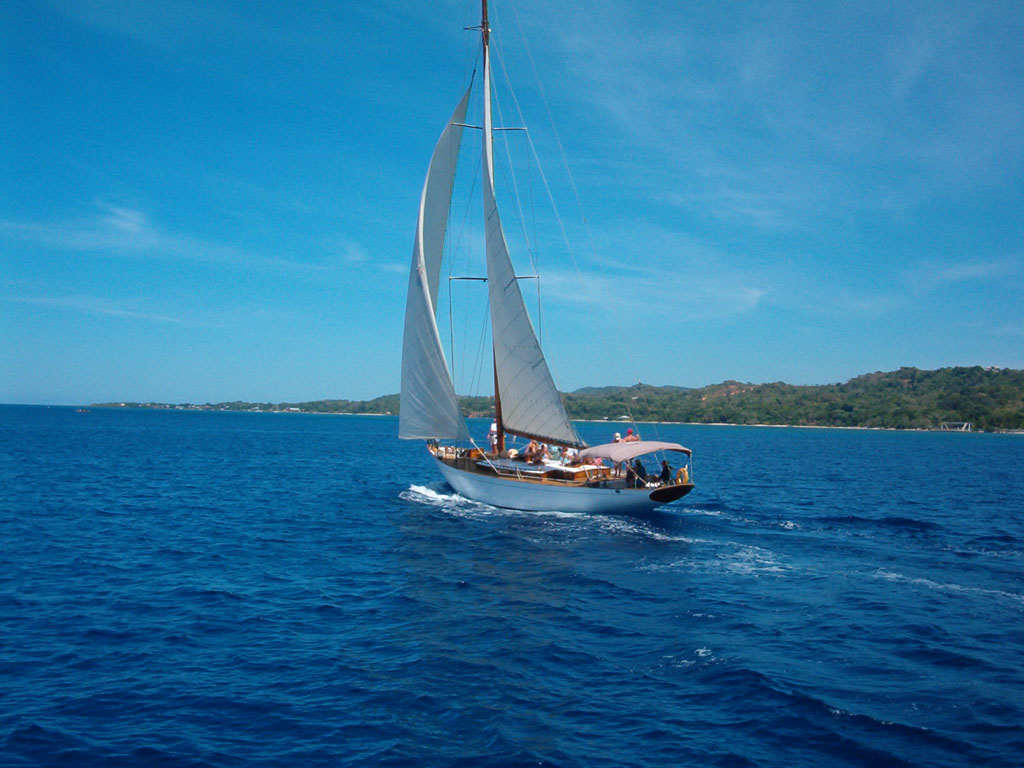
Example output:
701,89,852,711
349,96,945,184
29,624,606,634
77,366,1024,432
577,419,1022,433
67,403,1024,434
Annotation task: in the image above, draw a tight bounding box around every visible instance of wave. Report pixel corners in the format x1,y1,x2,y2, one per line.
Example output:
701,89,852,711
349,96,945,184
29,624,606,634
644,541,785,576
690,665,980,766
818,514,942,532
874,570,1024,607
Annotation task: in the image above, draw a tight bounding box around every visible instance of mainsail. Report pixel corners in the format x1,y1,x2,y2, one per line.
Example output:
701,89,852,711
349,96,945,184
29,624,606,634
399,88,472,441
480,24,583,448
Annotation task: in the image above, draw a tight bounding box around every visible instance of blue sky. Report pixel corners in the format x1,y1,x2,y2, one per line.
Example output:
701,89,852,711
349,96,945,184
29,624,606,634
3,0,1022,406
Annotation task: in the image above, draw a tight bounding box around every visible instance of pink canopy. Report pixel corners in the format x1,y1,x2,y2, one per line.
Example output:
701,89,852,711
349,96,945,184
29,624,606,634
579,440,691,463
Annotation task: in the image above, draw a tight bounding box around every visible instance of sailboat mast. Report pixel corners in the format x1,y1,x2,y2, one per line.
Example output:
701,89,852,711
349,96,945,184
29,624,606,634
481,0,505,453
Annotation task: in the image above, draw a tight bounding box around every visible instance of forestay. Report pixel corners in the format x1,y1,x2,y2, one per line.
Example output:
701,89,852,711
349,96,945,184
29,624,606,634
399,88,472,441
481,36,582,449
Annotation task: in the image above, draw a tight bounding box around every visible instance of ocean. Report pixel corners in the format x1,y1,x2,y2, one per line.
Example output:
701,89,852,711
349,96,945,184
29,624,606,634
1,405,1022,767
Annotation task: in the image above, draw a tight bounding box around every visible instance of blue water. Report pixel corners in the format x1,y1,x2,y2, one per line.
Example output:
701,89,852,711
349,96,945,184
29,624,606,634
2,406,1023,767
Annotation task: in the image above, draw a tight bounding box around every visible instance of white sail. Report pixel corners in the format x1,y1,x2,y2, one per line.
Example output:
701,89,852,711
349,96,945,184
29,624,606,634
399,88,472,441
481,35,582,448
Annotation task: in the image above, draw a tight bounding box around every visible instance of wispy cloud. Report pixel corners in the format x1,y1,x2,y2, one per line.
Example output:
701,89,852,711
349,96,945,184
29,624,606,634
44,0,388,64
45,0,256,53
510,0,1024,231
524,217,772,322
10,294,185,324
902,258,1020,295
1,203,244,264
888,10,970,100
323,235,408,276
336,237,370,264
541,263,767,322
2,203,343,275
995,323,1024,337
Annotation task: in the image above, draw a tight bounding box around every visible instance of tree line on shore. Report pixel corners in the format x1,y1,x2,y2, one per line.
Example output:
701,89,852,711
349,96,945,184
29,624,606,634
98,366,1024,431
564,366,1024,431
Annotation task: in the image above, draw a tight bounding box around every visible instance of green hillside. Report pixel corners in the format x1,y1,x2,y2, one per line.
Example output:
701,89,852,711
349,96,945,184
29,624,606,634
96,366,1024,431
563,367,1024,430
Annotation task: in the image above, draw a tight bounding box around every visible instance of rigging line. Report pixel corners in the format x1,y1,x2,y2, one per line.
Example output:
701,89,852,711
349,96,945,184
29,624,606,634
460,1,480,93
445,67,483,391
489,31,536,272
489,4,551,348
508,1,651,433
451,147,483,264
447,270,455,390
527,116,537,281
490,34,549,346
448,69,479,271
489,54,544,344
488,3,589,407
470,298,491,398
490,31,576,275
443,71,479,391
633,380,663,446
506,1,586,269
448,143,483,392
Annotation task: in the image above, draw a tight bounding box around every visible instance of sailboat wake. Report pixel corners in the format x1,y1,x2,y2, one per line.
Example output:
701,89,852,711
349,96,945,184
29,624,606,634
401,483,700,545
401,483,504,518
403,483,595,524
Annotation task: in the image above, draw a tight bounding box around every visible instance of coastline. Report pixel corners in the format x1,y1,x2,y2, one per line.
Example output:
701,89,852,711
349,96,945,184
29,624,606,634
576,419,1014,433
63,405,1023,433
71,366,1024,432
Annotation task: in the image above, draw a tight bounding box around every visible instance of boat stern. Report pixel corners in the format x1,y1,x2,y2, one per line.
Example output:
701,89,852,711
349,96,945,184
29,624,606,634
647,483,694,505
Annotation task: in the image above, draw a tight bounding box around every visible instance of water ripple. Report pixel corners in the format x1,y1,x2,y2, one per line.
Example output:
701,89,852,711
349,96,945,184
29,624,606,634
1,408,1023,767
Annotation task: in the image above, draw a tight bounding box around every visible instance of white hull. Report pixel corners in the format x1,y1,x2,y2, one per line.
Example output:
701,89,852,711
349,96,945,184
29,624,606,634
435,456,673,515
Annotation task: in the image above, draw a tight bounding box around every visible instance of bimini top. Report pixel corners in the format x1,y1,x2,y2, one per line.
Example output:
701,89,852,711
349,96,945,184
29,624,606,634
579,440,692,463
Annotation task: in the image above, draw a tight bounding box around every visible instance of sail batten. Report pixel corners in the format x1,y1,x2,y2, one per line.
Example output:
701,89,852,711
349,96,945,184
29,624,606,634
399,88,472,442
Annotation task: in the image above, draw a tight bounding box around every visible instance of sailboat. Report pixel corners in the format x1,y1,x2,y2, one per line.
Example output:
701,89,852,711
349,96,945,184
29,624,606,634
399,0,694,514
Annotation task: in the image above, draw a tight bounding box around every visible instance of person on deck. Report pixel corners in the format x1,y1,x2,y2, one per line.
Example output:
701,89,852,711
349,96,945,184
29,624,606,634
488,421,498,453
624,462,636,486
660,460,671,484
523,441,548,464
623,428,640,442
522,440,540,462
632,458,647,488
534,443,550,464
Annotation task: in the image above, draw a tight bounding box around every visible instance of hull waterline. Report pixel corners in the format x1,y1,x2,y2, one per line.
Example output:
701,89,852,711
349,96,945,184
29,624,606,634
435,456,692,515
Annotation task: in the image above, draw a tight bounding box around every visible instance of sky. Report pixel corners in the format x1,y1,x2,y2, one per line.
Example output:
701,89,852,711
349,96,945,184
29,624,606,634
2,0,1023,406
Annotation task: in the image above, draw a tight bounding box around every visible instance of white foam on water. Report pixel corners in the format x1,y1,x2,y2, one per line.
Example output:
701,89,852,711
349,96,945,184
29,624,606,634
663,647,715,668
682,507,722,517
643,530,702,543
713,543,788,576
403,484,700,543
403,483,456,504
953,546,1024,560
401,483,503,520
874,569,1024,607
640,536,789,577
